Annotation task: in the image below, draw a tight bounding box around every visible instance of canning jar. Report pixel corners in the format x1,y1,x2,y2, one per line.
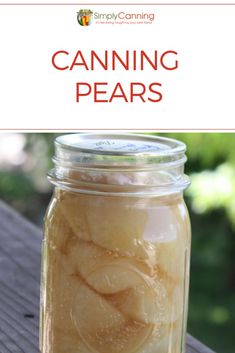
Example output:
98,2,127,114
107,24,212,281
40,133,191,353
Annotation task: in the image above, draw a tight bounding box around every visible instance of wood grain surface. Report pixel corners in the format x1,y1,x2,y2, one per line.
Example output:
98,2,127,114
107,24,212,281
0,201,216,353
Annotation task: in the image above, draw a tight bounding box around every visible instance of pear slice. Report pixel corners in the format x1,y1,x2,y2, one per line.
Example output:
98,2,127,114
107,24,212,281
58,191,91,242
135,319,182,353
108,274,184,325
124,285,162,324
45,329,91,353
110,280,167,325
155,229,188,281
64,238,183,325
89,321,152,353
71,276,125,333
44,197,76,253
85,198,153,260
66,237,112,277
158,202,190,281
66,238,152,293
72,276,153,353
46,259,83,333
87,261,147,294
142,202,189,280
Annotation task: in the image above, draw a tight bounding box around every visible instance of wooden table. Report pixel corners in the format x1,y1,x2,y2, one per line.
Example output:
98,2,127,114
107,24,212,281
0,201,216,353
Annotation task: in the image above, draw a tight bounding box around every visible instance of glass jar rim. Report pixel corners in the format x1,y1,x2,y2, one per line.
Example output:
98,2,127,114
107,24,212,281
54,133,187,170
48,133,190,197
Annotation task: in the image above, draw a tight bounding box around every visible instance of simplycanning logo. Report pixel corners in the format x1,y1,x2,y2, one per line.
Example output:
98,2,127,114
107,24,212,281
77,9,93,26
77,9,155,26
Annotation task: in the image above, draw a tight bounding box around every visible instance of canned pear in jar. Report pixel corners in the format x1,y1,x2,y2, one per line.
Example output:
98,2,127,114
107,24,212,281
40,133,191,353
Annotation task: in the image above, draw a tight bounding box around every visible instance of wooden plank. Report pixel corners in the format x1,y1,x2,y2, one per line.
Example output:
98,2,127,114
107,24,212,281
0,201,216,353
0,201,41,353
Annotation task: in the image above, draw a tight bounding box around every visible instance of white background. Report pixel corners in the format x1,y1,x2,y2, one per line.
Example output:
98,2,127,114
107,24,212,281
0,4,235,129
3,1,235,4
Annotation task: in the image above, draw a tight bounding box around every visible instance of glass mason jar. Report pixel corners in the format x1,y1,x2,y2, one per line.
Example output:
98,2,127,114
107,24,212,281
40,133,191,353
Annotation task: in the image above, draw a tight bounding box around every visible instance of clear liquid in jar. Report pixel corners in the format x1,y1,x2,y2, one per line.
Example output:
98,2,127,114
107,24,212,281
40,189,190,353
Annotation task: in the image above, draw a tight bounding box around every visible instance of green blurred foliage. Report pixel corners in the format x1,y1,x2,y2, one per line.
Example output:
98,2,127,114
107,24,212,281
162,133,235,353
0,133,57,222
0,132,235,353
